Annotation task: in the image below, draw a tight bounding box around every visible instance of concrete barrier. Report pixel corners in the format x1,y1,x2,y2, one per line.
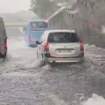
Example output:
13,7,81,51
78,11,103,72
4,23,26,27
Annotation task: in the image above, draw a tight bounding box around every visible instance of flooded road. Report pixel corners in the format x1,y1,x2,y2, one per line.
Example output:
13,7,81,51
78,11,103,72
0,27,105,105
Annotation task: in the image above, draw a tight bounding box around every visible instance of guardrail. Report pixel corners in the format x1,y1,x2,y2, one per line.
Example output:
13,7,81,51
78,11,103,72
48,6,105,48
5,23,26,27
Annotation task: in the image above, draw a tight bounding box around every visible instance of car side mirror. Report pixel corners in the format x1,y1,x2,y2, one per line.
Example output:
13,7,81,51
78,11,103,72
23,27,25,31
36,40,41,44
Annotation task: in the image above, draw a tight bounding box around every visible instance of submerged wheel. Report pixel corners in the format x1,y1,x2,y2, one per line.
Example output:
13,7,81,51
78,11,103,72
2,51,7,58
40,55,46,66
36,51,39,58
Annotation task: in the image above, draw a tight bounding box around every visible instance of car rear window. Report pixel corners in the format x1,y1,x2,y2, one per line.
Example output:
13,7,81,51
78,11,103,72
48,32,81,43
30,22,48,28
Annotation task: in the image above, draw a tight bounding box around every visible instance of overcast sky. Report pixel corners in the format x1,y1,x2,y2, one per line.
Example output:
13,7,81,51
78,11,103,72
0,0,30,13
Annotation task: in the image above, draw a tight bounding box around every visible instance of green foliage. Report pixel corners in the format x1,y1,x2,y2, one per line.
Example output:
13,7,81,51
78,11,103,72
30,0,67,18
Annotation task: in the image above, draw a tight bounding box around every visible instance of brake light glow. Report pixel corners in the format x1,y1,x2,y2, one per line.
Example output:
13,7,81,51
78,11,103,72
30,21,33,23
4,44,7,47
80,43,84,51
45,20,48,23
44,43,49,47
80,43,83,46
29,37,31,42
89,24,93,28
44,43,49,52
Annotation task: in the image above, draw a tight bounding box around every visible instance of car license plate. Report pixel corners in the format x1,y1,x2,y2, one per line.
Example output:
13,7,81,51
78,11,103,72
57,49,71,53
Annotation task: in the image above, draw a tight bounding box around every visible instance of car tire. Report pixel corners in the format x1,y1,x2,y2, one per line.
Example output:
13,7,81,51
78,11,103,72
36,51,38,58
2,52,7,58
81,57,84,63
48,62,55,67
77,58,84,65
0,53,2,58
40,55,46,66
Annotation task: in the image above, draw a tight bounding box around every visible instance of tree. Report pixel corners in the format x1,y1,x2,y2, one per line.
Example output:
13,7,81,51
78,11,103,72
30,0,58,19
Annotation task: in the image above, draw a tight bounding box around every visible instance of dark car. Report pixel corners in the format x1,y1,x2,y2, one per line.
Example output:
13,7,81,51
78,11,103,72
0,17,7,58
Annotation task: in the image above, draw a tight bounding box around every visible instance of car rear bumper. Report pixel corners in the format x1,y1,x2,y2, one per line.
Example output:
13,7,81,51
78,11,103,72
44,53,84,63
46,57,83,63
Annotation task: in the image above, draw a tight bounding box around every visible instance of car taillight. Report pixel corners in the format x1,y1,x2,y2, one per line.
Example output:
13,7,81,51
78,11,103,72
29,37,31,42
44,43,49,52
80,43,84,51
4,44,7,47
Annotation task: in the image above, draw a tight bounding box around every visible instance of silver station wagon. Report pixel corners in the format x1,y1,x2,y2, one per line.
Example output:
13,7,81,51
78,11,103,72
36,30,84,66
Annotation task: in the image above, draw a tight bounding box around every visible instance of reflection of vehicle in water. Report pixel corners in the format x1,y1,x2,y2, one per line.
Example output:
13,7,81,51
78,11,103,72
0,17,7,58
36,30,84,66
23,20,50,47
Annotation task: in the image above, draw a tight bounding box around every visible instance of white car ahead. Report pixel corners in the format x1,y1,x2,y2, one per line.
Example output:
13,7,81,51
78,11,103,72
36,30,84,66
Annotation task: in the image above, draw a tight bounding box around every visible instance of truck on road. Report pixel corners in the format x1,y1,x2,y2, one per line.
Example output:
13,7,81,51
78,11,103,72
0,17,7,58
